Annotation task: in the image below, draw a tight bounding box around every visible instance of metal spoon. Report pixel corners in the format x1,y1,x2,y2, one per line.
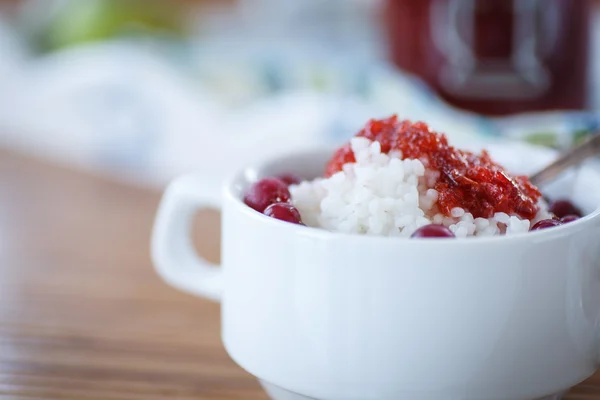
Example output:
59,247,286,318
529,133,600,187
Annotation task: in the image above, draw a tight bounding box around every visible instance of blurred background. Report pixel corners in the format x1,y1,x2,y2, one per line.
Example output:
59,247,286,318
0,0,599,193
2,3,600,398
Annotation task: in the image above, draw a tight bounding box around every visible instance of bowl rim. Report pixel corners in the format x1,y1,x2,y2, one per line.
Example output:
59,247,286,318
225,145,600,246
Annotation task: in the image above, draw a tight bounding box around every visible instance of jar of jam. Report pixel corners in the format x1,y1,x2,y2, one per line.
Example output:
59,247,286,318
383,0,591,116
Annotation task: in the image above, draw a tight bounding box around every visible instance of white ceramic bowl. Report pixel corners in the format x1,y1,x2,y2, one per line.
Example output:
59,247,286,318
152,143,600,400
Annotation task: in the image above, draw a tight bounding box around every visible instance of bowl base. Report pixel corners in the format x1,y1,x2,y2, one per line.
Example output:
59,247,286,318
259,381,568,400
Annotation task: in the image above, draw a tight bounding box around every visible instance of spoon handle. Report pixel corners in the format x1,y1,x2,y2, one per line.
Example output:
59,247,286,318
529,133,600,187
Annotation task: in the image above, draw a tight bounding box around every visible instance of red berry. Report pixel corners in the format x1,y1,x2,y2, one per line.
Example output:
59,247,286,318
411,224,455,238
264,203,303,224
560,215,580,223
549,199,582,219
277,173,302,186
244,178,291,212
530,219,563,231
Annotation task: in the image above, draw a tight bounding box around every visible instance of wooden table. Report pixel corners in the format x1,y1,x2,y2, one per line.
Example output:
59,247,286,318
1,149,600,400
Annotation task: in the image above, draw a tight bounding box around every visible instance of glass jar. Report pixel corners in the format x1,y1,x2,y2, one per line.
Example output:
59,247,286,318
383,0,591,116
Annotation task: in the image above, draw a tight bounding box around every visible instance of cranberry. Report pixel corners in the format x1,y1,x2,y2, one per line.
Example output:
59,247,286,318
277,173,302,186
411,224,456,239
264,203,303,224
530,219,563,231
561,215,580,223
549,199,582,219
244,178,291,212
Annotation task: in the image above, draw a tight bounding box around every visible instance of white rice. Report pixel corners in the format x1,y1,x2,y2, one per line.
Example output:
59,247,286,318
290,137,551,238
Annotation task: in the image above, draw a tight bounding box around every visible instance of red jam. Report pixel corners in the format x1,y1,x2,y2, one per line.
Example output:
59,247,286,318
325,116,541,220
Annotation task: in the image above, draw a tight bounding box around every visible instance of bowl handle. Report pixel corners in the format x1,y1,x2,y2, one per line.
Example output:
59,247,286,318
151,174,222,302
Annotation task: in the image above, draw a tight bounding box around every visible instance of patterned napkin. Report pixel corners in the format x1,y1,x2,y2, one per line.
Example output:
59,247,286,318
0,32,597,191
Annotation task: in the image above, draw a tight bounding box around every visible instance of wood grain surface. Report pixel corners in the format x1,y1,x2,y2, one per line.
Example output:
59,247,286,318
1,148,600,400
